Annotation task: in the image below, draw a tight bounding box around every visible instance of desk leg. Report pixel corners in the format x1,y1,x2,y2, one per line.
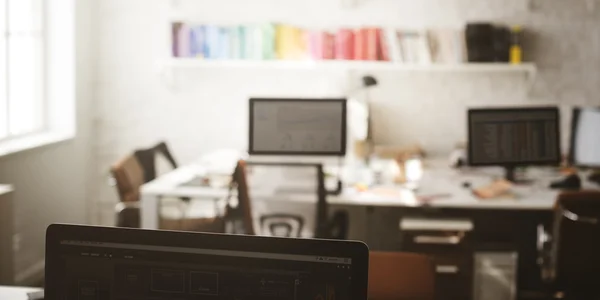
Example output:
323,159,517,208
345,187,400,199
141,194,160,229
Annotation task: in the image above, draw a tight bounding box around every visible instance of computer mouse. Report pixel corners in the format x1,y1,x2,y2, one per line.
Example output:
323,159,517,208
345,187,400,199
589,172,600,185
549,174,582,190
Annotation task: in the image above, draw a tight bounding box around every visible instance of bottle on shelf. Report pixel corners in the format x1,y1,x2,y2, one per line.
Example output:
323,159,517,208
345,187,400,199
510,25,523,65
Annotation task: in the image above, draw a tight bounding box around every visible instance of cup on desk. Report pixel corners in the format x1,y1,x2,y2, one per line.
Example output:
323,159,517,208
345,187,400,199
395,156,423,187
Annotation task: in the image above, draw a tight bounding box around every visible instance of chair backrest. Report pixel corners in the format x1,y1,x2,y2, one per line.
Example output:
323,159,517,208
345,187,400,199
368,251,435,300
134,141,179,183
551,191,600,295
227,160,256,235
155,142,179,168
313,163,349,240
226,161,348,239
110,155,145,202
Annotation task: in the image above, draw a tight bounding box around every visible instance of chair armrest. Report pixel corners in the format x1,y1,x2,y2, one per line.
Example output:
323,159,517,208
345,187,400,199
537,224,553,281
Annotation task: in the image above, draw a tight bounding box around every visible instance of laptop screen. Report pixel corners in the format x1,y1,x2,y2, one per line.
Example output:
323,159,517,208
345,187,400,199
55,239,354,300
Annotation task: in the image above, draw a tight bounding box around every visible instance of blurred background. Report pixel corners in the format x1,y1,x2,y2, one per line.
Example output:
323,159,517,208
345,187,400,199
1,0,600,298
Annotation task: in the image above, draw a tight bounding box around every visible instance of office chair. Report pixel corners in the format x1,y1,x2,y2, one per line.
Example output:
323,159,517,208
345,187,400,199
224,161,303,237
110,154,224,232
368,251,435,300
538,191,600,299
134,141,193,201
225,160,349,239
134,141,179,183
225,160,256,235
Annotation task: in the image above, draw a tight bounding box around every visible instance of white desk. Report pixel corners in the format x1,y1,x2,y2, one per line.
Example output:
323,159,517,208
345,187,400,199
0,286,42,300
140,159,593,229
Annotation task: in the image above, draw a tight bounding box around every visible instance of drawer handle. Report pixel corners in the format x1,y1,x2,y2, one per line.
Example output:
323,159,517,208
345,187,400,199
436,265,460,274
413,235,462,245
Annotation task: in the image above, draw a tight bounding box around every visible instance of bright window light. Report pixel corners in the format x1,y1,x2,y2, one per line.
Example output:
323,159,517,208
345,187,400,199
0,0,45,140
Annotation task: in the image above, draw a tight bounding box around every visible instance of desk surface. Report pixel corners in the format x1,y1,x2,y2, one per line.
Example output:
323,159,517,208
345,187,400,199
141,159,598,211
0,286,42,300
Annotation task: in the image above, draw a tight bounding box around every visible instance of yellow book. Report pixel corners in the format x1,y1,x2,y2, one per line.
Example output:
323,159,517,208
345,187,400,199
275,24,292,59
276,25,307,60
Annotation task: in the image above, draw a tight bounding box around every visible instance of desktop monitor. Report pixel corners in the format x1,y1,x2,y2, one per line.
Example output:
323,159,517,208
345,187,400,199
468,107,561,181
46,224,369,300
569,107,600,168
249,98,347,156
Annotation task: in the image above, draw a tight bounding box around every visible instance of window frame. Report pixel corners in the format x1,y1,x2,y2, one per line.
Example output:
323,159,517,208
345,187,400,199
0,0,76,157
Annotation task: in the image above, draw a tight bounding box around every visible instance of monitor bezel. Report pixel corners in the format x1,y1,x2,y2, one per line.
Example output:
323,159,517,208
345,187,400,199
467,106,562,167
248,98,347,156
45,224,369,299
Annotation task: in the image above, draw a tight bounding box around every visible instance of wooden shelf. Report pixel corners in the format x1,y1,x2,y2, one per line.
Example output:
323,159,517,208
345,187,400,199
164,58,536,74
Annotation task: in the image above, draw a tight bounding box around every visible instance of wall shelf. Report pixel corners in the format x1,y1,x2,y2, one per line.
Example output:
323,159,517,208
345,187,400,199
164,58,536,74
160,59,537,91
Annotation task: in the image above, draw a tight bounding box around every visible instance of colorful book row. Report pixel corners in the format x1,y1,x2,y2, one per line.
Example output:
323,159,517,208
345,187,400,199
171,23,467,63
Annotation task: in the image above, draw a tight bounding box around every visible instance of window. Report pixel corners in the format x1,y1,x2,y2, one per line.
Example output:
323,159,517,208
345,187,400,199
0,0,45,140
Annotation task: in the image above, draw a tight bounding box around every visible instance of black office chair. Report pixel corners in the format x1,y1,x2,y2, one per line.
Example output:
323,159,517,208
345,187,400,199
134,141,179,183
225,161,349,239
538,191,600,299
134,141,192,203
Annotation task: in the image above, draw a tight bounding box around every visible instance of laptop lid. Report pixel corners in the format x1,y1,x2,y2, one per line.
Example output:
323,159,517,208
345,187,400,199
45,224,369,300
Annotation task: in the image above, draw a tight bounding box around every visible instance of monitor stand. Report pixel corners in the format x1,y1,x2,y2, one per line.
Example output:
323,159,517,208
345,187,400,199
504,166,534,184
504,166,517,182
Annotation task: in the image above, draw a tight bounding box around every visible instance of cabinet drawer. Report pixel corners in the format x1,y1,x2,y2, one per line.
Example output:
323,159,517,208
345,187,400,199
434,253,472,300
402,230,472,253
432,253,473,300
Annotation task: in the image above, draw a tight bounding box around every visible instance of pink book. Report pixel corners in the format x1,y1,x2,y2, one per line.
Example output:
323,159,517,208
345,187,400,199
335,29,354,60
323,32,335,60
354,28,368,60
366,27,379,61
309,31,324,59
346,30,355,59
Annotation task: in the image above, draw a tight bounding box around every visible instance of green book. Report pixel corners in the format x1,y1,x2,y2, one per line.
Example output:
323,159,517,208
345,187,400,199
262,23,276,60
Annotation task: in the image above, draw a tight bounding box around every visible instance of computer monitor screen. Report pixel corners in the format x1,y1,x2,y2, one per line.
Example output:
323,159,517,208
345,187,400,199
570,107,600,167
249,98,347,156
46,226,368,300
468,107,561,168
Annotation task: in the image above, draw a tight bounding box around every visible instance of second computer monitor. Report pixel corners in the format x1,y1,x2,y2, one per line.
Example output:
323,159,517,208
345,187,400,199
468,106,561,181
249,98,347,156
569,107,600,168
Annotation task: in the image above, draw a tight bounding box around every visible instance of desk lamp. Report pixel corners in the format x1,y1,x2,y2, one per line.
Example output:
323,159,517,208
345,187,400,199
347,75,378,164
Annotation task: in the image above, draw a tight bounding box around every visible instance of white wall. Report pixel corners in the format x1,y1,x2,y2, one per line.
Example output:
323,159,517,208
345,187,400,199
0,0,94,283
93,0,600,223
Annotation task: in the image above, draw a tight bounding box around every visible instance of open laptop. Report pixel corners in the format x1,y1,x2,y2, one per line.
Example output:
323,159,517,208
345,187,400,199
45,224,369,300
